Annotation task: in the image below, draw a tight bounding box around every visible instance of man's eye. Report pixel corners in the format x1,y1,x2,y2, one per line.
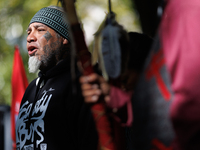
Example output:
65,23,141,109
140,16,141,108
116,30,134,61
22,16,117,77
38,28,45,31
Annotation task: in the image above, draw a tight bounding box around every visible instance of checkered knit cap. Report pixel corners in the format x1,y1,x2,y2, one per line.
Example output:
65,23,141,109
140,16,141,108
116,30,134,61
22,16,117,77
29,7,70,42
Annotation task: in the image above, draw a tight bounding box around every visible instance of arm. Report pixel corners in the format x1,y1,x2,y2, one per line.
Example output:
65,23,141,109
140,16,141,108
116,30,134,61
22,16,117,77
79,73,133,127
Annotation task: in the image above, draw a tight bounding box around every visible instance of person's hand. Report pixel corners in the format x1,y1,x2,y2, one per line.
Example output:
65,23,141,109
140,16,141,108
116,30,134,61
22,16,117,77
79,73,111,103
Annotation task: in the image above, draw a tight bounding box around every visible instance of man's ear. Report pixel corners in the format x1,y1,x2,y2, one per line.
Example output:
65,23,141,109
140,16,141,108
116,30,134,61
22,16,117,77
63,38,69,45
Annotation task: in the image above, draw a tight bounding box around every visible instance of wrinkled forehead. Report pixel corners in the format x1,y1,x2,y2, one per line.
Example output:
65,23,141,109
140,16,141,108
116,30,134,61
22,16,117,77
28,22,47,28
27,22,50,33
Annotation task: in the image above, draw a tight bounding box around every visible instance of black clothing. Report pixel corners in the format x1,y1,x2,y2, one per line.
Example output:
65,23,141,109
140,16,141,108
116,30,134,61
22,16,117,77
15,58,98,150
128,37,174,150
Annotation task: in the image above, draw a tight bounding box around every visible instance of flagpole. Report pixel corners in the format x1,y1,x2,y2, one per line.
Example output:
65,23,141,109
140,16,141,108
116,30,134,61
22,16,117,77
108,0,112,13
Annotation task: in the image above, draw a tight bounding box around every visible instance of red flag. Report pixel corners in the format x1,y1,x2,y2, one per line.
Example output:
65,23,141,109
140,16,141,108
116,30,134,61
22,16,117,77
11,46,28,149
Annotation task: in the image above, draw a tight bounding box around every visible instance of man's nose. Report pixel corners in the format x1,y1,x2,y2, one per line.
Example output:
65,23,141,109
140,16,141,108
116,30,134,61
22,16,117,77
27,32,36,43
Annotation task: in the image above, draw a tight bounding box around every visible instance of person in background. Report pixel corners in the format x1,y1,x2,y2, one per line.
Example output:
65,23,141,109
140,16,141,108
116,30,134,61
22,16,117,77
80,29,176,150
15,6,98,150
160,0,200,149
80,32,153,103
79,31,153,128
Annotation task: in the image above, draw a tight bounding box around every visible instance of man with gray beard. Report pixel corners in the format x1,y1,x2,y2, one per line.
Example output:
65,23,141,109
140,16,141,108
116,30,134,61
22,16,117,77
15,6,98,150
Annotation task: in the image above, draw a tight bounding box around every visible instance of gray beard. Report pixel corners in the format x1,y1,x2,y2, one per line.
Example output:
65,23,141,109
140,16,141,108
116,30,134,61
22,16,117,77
28,56,42,73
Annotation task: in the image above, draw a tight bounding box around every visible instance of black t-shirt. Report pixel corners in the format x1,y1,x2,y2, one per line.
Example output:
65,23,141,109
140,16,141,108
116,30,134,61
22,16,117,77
15,59,98,150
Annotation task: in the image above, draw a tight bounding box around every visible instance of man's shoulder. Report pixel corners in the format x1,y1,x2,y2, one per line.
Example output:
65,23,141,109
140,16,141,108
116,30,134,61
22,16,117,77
23,78,38,94
28,78,38,87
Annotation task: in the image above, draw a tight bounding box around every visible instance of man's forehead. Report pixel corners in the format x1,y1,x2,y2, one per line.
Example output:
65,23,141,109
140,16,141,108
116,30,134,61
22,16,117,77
28,22,48,29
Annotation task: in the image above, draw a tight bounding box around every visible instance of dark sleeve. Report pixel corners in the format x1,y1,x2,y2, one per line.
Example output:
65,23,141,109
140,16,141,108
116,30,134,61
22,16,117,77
67,80,98,150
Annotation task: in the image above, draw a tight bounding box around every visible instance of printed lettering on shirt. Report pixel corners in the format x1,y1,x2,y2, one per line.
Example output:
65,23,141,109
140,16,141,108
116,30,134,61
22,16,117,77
16,88,54,149
24,144,34,150
40,143,47,150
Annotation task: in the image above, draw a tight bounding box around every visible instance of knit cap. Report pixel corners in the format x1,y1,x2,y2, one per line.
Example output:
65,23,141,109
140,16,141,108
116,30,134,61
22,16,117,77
29,6,70,42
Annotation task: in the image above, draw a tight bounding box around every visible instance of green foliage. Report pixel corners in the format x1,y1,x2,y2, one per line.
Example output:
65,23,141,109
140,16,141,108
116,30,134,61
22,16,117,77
0,0,140,105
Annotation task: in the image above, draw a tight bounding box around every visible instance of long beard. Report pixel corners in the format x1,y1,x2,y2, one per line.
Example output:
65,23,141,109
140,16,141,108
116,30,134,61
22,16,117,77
28,56,42,73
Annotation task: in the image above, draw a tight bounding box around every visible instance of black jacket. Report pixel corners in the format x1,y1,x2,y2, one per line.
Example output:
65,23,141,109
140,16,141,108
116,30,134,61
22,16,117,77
16,58,98,150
